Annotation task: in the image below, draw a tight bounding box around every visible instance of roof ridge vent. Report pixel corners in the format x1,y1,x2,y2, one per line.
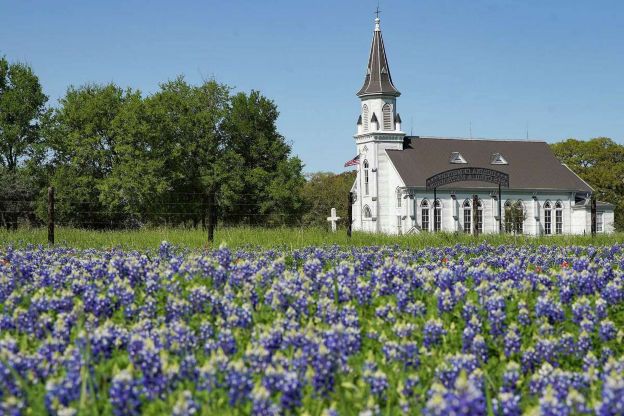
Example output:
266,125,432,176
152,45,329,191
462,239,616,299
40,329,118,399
449,152,467,164
490,153,508,165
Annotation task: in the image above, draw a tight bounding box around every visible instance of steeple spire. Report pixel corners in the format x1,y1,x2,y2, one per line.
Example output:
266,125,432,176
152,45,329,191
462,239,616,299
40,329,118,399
357,15,400,98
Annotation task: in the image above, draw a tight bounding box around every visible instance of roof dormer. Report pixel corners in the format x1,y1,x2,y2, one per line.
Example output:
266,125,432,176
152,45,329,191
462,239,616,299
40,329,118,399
449,152,467,164
490,153,508,165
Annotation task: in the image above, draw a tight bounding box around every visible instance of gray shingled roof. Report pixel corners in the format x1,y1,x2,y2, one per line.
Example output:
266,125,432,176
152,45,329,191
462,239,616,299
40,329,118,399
357,19,400,98
386,137,593,192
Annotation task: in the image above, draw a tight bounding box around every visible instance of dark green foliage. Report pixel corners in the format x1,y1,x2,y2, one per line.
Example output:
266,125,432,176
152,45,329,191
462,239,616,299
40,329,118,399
220,91,306,226
0,56,47,172
0,168,40,229
0,56,48,229
40,78,306,228
302,171,357,228
551,138,624,230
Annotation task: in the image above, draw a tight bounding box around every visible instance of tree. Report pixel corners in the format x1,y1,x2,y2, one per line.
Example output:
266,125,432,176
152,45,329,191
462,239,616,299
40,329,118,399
551,138,624,230
302,171,357,228
43,83,137,227
134,77,234,226
220,90,305,225
0,57,48,229
0,169,40,229
41,77,305,228
0,56,47,172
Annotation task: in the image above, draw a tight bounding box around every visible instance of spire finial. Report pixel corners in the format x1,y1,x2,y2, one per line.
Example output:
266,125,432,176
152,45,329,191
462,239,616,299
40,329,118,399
375,2,381,31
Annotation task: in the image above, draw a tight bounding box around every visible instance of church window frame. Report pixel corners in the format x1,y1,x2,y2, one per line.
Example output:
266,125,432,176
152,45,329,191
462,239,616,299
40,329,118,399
462,199,471,233
504,200,512,233
382,103,393,130
363,205,372,219
597,211,604,232
363,160,370,195
433,199,442,232
362,105,369,132
544,201,552,235
515,200,525,234
476,199,483,233
421,199,430,232
555,201,563,234
504,200,525,234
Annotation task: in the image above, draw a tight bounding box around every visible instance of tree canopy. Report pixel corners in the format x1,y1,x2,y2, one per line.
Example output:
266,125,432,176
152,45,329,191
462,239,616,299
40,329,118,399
551,138,624,230
41,78,306,228
302,171,356,228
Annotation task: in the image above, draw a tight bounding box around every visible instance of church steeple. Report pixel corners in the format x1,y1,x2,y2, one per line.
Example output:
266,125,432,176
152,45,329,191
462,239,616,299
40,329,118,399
357,17,400,98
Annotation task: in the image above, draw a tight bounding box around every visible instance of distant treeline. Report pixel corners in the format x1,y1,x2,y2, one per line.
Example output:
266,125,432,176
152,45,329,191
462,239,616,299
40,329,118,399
0,56,622,230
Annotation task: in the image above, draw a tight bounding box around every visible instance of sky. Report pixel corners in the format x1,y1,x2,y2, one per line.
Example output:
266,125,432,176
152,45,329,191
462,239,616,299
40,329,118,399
1,0,623,173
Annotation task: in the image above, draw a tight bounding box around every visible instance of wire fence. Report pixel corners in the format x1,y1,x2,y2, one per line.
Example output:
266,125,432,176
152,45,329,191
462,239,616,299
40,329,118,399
0,190,338,234
0,190,607,240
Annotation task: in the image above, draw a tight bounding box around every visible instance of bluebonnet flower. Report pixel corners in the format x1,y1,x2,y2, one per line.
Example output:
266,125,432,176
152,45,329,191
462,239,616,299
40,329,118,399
109,369,142,416
517,301,531,327
597,368,624,416
172,390,200,416
363,362,389,399
504,325,521,357
424,371,486,416
423,319,446,349
599,320,617,342
251,385,280,416
0,396,24,416
471,335,488,363
225,361,253,406
492,391,521,416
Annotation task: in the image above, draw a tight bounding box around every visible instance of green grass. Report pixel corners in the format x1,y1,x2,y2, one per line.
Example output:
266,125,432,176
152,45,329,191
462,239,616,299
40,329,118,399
1,226,623,250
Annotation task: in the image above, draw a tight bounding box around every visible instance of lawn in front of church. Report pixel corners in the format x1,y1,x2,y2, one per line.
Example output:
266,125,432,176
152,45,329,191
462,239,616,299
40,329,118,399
0,226,622,250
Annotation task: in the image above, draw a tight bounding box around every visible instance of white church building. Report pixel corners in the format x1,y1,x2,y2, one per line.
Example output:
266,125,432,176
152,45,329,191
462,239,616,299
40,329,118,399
349,17,614,235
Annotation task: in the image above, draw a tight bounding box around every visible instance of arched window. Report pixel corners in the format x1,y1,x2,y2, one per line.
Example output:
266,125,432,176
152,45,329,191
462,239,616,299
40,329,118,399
363,160,370,195
362,105,369,132
555,201,563,234
363,205,372,218
504,200,513,234
382,103,393,130
515,200,525,234
476,199,483,233
463,199,483,233
434,199,442,232
421,199,430,232
544,201,552,235
462,200,471,233
396,187,402,208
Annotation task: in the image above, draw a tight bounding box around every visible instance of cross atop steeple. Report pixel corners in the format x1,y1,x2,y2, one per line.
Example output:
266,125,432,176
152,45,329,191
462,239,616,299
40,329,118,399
375,4,381,19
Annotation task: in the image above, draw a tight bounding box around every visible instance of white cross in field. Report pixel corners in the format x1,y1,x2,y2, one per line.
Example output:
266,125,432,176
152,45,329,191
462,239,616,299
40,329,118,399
327,208,341,232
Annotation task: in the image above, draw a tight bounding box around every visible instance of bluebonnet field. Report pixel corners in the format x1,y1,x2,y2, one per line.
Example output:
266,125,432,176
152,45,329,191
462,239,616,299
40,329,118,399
1,242,623,415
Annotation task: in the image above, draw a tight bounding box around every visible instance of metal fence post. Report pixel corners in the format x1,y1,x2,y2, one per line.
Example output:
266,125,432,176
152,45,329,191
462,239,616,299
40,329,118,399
48,187,55,245
207,192,215,243
591,194,596,237
347,192,353,238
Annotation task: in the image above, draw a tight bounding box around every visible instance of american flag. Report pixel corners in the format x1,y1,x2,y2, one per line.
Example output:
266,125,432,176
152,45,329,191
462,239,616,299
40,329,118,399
344,154,360,167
